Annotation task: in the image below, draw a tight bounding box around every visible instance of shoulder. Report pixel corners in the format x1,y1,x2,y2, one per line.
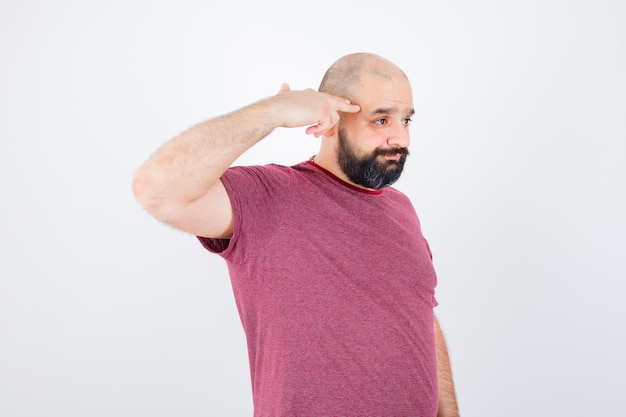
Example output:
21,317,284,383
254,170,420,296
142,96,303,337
383,186,413,204
219,163,298,190
225,162,293,178
218,161,319,210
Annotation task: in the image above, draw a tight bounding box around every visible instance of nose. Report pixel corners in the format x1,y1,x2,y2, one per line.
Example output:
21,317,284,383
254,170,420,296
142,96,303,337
387,121,411,149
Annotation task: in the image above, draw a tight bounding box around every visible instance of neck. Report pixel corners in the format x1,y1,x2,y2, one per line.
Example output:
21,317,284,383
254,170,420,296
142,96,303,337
310,151,374,192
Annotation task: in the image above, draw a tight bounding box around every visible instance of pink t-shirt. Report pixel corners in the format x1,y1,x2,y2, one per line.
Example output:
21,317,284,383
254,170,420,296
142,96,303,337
199,161,439,417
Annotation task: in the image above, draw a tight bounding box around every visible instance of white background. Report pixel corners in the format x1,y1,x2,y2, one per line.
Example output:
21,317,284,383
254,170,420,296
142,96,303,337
1,1,625,416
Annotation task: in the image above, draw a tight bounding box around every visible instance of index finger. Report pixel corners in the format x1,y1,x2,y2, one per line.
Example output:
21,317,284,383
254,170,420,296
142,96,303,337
324,93,360,114
333,96,361,113
339,101,360,114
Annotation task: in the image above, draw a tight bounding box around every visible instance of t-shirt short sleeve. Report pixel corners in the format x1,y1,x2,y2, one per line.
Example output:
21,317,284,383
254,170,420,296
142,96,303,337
197,164,292,262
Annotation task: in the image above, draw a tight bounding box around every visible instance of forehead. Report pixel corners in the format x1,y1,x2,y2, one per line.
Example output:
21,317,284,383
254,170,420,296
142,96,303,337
350,72,414,114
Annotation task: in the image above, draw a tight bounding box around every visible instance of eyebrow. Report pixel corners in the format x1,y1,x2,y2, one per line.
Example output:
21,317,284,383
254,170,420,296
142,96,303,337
369,107,416,117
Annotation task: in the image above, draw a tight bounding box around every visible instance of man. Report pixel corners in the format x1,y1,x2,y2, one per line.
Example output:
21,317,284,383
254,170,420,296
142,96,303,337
133,52,459,416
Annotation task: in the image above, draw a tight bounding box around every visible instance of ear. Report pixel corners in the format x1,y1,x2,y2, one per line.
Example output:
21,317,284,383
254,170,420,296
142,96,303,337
321,127,335,138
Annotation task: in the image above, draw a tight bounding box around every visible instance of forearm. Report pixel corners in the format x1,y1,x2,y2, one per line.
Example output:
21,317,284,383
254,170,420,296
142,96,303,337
435,317,459,417
133,98,279,209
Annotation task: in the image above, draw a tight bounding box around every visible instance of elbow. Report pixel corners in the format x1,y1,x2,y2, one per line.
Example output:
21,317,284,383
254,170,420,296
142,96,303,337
132,168,161,215
131,168,183,226
131,169,148,206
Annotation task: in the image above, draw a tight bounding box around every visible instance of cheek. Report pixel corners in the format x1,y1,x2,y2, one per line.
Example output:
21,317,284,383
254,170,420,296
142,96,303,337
363,131,388,149
344,123,385,153
352,132,378,151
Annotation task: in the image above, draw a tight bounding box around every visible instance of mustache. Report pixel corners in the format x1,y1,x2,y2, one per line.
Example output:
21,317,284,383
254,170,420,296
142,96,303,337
373,147,410,157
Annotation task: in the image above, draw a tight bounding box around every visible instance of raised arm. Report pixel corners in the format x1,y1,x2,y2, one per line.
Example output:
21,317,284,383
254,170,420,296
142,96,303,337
435,317,460,417
132,84,359,239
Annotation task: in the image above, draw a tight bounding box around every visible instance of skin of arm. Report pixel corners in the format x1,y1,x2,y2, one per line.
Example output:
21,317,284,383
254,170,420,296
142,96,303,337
435,317,460,417
132,84,359,239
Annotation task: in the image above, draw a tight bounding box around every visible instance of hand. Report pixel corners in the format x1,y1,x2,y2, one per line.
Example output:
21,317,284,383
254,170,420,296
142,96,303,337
273,83,360,138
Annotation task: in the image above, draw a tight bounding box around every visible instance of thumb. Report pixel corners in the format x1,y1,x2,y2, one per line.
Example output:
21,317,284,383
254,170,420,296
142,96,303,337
277,83,290,94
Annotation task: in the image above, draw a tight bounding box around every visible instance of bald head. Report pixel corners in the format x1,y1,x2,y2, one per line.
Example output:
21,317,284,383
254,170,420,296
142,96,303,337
318,53,409,99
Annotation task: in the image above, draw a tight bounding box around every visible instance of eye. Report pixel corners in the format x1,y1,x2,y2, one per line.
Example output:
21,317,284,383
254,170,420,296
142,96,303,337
374,118,388,126
402,118,413,126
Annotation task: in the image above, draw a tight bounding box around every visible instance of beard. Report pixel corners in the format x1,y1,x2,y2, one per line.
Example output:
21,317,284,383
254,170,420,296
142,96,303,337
337,128,409,190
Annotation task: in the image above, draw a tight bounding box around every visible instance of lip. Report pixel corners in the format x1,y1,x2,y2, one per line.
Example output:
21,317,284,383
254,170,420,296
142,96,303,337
383,153,402,161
